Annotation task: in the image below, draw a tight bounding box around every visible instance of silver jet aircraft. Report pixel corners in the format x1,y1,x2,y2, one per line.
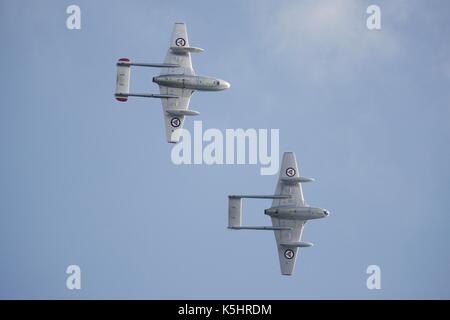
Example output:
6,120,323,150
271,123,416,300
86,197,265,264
115,23,230,143
228,152,330,275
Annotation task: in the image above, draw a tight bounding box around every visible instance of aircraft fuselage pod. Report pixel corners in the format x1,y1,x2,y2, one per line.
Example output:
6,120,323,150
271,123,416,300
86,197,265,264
153,75,230,91
265,206,329,221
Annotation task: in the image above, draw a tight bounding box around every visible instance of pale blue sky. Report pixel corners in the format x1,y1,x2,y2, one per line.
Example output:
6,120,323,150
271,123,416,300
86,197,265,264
1,0,449,299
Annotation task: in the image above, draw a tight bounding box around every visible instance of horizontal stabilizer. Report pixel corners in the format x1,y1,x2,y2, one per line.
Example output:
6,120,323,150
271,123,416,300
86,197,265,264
166,109,200,116
229,226,292,231
280,241,313,248
115,93,178,99
229,195,291,200
117,61,180,68
170,46,204,53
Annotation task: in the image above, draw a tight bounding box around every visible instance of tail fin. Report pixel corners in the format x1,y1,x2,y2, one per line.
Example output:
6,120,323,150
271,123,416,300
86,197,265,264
115,58,131,102
228,196,242,228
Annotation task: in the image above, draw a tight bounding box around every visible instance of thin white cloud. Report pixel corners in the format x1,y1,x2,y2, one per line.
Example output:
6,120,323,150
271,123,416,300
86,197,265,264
260,0,405,83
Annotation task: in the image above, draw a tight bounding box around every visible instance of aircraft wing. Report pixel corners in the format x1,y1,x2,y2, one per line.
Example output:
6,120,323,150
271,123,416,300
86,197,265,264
162,23,195,76
271,217,306,276
159,85,193,143
271,152,307,275
272,152,305,207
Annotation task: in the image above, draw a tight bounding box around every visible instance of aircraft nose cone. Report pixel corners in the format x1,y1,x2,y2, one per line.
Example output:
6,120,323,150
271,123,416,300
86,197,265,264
223,81,231,89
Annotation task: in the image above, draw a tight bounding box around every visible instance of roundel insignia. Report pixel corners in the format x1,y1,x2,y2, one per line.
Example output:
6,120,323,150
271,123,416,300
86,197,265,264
284,249,295,260
170,117,181,128
175,37,186,47
286,167,296,177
